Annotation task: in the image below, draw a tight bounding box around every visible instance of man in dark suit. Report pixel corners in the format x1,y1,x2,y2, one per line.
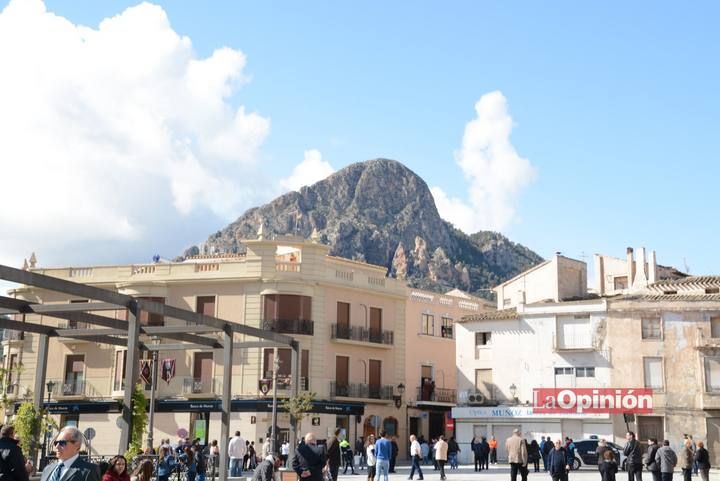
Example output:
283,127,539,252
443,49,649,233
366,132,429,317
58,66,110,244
41,427,99,481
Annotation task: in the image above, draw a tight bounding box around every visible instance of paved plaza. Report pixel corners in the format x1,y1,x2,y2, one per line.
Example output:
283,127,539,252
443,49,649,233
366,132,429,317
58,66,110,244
334,465,720,481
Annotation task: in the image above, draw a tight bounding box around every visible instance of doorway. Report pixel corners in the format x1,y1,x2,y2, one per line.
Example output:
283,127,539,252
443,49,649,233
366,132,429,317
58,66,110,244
493,425,520,461
706,417,720,467
429,412,444,439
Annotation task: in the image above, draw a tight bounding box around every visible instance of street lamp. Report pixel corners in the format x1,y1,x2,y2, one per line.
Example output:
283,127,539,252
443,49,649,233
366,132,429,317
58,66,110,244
393,383,405,409
42,381,56,467
509,383,517,404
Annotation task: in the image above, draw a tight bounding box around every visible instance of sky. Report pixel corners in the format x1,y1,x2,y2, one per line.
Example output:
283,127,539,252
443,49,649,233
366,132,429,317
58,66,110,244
1,0,720,283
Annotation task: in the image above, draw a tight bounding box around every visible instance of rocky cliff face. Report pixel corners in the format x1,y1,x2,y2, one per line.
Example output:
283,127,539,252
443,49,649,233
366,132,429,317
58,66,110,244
183,158,543,297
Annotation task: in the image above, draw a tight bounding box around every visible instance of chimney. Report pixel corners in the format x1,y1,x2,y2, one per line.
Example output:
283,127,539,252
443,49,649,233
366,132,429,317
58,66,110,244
595,254,605,295
648,250,657,284
632,247,649,290
626,247,635,288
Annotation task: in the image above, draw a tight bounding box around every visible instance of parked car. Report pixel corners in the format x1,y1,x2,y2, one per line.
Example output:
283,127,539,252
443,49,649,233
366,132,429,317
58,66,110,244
572,438,626,470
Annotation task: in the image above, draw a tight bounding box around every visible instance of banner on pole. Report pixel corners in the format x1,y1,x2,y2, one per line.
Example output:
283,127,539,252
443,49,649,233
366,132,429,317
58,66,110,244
139,360,152,385
161,358,176,385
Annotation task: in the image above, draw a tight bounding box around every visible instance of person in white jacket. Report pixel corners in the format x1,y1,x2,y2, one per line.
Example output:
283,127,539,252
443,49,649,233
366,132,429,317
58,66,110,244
228,431,247,477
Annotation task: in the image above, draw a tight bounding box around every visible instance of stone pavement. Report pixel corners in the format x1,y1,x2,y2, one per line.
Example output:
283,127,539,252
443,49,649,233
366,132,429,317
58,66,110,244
336,464,720,481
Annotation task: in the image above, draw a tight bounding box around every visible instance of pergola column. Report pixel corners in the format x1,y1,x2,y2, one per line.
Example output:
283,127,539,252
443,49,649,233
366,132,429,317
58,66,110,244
119,301,141,452
33,333,49,411
219,328,233,481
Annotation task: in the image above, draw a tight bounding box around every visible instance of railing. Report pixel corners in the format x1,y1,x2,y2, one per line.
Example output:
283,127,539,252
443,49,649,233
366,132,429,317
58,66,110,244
330,324,394,345
276,262,301,273
57,320,89,330
330,382,394,400
416,386,457,403
1,330,22,341
131,264,156,275
552,333,596,351
182,377,217,395
47,379,86,397
262,319,314,335
194,263,219,272
69,267,93,278
261,375,309,391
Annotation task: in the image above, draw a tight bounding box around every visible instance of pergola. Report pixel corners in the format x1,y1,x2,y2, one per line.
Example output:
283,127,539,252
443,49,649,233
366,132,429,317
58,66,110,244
0,264,300,481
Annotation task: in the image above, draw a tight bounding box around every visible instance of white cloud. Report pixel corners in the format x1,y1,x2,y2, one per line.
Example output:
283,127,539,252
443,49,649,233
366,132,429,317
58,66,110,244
0,0,270,267
280,149,335,192
432,90,535,233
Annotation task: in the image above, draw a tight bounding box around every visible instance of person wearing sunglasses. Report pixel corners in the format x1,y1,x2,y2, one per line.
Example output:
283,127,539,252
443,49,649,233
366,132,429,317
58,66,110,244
40,427,99,481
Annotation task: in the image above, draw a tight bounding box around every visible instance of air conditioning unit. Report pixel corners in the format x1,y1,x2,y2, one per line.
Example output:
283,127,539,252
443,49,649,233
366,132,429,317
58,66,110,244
467,393,486,405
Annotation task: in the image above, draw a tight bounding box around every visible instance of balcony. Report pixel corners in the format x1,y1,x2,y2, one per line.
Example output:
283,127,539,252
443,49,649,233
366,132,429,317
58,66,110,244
182,378,218,397
47,379,86,398
416,386,457,404
0,330,22,344
330,324,394,346
260,375,310,392
262,319,314,336
330,382,394,401
56,321,91,344
552,332,597,352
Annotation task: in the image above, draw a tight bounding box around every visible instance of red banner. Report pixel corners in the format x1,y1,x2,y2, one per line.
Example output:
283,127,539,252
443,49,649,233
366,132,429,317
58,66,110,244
533,388,653,414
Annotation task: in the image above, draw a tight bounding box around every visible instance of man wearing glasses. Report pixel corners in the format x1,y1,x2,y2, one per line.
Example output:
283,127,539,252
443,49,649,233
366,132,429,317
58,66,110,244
40,427,99,481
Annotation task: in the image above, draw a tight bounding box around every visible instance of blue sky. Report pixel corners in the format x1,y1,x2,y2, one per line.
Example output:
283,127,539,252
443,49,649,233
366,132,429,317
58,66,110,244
2,0,720,278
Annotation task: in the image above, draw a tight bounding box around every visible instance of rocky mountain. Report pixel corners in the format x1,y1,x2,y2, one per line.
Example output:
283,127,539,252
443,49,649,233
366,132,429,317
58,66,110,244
182,158,543,297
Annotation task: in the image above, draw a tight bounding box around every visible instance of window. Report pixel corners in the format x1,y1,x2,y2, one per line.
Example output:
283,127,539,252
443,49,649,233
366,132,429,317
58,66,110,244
196,296,216,316
474,369,493,399
641,318,662,340
263,349,291,380
557,316,592,349
576,367,596,378
503,298,511,307
421,314,434,335
711,316,720,338
263,295,312,321
113,350,127,391
614,276,628,290
643,357,664,390
554,367,574,375
129,297,165,326
64,354,85,395
704,357,720,392
67,300,89,329
60,414,79,428
441,317,453,338
706,287,719,294
5,353,17,394
475,332,492,346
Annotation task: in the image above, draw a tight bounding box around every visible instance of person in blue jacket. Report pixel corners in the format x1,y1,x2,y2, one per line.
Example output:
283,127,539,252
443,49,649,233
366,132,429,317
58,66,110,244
548,439,569,481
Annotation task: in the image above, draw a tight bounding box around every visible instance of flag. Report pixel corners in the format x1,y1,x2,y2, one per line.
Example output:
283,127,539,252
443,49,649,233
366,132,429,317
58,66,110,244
161,358,176,385
139,360,152,385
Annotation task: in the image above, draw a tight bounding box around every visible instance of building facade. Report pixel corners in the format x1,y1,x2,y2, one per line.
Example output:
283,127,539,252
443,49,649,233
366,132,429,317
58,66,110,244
3,235,408,456
404,288,491,446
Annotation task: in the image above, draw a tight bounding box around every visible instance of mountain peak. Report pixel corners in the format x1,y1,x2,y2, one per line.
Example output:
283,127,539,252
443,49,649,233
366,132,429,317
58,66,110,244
185,158,542,295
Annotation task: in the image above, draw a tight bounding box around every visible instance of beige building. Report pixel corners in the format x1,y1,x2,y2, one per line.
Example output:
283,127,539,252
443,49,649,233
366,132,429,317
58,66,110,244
607,274,720,466
3,234,409,456
404,288,491,445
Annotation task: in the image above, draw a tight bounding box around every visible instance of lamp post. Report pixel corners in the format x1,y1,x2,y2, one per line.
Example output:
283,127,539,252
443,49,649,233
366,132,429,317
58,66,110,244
270,347,279,456
147,337,160,451
42,381,56,468
509,383,517,404
393,383,405,409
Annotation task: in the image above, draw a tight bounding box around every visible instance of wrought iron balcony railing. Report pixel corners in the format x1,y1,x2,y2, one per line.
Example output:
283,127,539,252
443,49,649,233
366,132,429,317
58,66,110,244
330,382,394,400
331,324,394,345
416,386,457,403
262,319,314,336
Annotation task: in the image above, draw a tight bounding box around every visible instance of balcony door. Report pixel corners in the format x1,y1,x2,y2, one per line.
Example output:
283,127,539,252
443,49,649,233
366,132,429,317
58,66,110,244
369,307,382,342
64,355,85,395
421,365,433,401
369,359,381,398
337,302,350,338
336,356,349,396
193,352,213,393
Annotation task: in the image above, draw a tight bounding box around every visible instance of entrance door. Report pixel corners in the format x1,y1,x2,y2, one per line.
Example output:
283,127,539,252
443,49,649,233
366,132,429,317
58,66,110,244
410,417,420,439
429,412,445,439
336,356,349,396
706,418,720,467
493,425,520,461
637,416,664,448
473,424,488,440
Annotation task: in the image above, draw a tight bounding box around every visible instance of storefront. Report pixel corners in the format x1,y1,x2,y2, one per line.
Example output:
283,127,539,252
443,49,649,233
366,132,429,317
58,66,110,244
452,405,612,464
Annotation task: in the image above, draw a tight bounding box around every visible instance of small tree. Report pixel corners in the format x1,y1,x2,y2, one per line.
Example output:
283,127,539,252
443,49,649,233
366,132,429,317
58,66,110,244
280,391,315,440
124,383,148,459
14,402,42,460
